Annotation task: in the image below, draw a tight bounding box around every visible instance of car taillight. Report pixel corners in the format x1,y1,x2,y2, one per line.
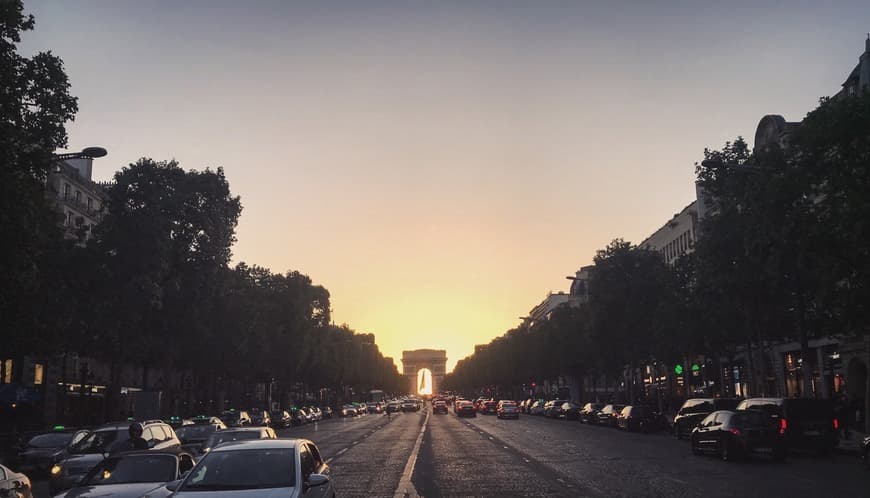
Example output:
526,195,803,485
779,418,787,435
729,428,741,436
833,418,839,430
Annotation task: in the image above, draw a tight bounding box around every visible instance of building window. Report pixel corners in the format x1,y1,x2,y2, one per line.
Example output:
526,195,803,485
87,197,93,212
34,364,44,385
63,183,71,199
66,211,74,226
2,359,11,383
75,190,82,203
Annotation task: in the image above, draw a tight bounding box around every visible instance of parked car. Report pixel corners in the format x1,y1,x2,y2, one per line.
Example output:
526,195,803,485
270,410,292,429
220,410,252,428
322,406,334,419
690,410,785,461
167,417,193,429
579,403,605,424
736,397,838,453
456,400,477,417
519,399,533,414
251,411,272,427
0,464,32,498
165,439,333,498
49,420,181,495
596,404,625,427
560,402,583,421
543,400,567,418
175,421,225,455
15,428,89,476
617,405,668,432
433,400,449,414
53,450,195,498
199,427,277,456
673,398,741,439
497,400,519,419
529,400,546,416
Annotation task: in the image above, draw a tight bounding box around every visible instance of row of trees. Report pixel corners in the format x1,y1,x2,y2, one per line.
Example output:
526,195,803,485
1,1,404,422
446,92,870,430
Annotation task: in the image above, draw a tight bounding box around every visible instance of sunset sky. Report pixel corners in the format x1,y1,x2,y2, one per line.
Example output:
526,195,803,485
20,1,870,371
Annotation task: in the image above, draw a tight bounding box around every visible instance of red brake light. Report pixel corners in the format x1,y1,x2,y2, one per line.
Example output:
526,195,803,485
779,418,787,435
833,418,839,430
729,428,741,436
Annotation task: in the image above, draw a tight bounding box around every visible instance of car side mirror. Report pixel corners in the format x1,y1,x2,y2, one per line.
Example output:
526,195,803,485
305,473,330,490
165,479,182,491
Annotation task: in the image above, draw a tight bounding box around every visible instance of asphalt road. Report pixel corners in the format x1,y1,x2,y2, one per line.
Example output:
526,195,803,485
29,409,870,497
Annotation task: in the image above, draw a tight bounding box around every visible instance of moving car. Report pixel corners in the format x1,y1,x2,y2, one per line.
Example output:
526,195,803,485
175,422,225,456
165,439,333,498
529,400,546,416
270,410,292,429
386,402,400,414
199,427,277,456
617,405,668,432
401,399,419,412
543,400,567,418
251,411,272,427
673,398,741,440
433,400,449,414
736,397,838,453
0,464,32,498
579,403,605,424
339,405,357,417
16,428,88,476
479,400,497,415
456,400,477,418
596,404,625,427
49,421,181,495
53,451,195,498
220,410,252,428
690,410,785,461
497,400,519,419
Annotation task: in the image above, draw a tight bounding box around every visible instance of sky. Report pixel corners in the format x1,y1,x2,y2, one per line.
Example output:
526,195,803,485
19,1,870,372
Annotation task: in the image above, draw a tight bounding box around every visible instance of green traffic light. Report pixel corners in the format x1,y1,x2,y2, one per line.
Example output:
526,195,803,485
674,364,684,375
691,364,700,372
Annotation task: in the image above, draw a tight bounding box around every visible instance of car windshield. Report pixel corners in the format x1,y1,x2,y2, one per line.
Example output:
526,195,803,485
206,431,263,448
176,425,217,442
181,448,295,490
28,433,73,448
83,454,176,485
70,430,124,454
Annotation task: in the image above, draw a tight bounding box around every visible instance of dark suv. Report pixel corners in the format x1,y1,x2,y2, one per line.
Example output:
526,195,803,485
49,420,180,494
220,410,252,427
673,398,740,439
736,397,838,453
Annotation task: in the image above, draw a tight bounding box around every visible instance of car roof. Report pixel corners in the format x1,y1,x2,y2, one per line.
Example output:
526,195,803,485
211,439,303,453
220,427,269,432
106,450,183,459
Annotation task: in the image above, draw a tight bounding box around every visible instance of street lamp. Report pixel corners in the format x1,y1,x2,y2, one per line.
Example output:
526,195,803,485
54,146,108,161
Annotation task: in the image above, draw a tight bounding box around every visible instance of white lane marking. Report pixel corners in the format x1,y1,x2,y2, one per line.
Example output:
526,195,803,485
393,407,430,498
325,457,333,464
488,436,494,440
337,448,348,455
523,458,530,463
503,446,509,449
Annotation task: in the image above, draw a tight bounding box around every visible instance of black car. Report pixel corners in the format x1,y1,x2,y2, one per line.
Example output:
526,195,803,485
736,397,838,453
270,410,292,429
579,403,605,424
16,429,89,476
560,402,583,421
543,400,567,418
690,410,785,461
174,423,224,455
291,408,309,426
673,398,741,439
596,404,625,427
616,405,668,432
220,410,251,427
251,411,272,427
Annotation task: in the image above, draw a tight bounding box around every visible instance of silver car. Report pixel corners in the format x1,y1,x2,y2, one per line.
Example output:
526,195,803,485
52,451,194,498
164,438,334,498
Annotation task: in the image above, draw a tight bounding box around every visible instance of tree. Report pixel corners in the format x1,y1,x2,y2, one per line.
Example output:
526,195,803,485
0,0,78,366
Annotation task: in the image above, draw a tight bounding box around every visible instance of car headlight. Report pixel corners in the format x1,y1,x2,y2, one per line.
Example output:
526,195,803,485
50,464,62,475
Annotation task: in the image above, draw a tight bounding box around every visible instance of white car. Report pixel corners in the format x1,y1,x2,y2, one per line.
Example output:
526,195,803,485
161,438,334,498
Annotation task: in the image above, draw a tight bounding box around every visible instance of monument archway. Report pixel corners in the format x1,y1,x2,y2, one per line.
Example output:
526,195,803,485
401,349,447,396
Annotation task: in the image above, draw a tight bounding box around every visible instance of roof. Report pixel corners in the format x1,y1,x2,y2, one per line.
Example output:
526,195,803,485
211,439,301,453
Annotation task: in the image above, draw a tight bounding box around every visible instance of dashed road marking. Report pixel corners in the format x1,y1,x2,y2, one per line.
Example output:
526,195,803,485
337,448,348,455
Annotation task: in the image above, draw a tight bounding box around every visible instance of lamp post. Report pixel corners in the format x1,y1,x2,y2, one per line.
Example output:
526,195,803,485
54,146,107,161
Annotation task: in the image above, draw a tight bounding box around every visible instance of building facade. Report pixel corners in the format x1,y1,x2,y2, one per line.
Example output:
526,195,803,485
638,201,699,265
46,156,107,242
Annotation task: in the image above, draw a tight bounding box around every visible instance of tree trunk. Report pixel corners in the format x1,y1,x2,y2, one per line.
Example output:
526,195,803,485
795,283,814,398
